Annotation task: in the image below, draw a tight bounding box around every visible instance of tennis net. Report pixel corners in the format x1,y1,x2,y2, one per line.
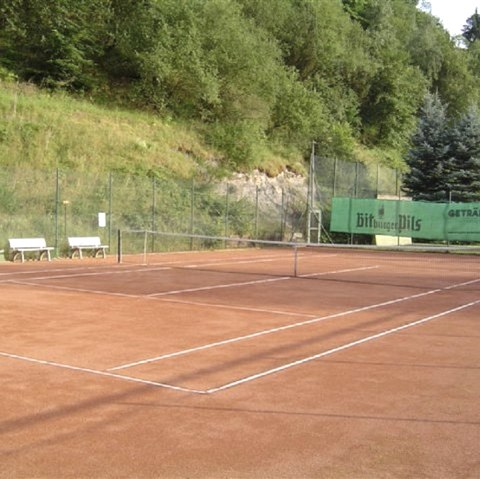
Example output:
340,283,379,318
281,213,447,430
117,230,480,283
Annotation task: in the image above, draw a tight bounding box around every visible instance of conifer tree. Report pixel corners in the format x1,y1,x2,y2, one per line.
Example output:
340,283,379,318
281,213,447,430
403,93,450,201
447,107,480,202
462,9,480,46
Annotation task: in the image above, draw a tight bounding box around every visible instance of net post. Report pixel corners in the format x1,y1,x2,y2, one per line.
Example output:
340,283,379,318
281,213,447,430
117,229,122,264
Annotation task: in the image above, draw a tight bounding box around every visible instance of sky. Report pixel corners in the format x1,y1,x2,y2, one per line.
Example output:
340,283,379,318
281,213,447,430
426,0,480,37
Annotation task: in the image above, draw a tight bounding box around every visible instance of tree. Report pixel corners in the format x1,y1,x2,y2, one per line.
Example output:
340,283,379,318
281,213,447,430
447,107,480,202
403,94,450,201
462,9,480,46
0,0,110,90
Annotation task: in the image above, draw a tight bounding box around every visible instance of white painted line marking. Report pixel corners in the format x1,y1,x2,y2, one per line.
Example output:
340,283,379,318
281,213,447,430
5,280,317,317
3,297,477,395
147,276,291,297
184,252,338,269
108,277,480,372
12,266,171,281
299,265,378,278
0,263,147,277
0,351,207,394
155,297,317,318
8,280,142,298
206,298,480,393
147,265,378,297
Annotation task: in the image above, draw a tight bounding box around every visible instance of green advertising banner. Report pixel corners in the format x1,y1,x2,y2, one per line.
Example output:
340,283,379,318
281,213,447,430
331,198,480,241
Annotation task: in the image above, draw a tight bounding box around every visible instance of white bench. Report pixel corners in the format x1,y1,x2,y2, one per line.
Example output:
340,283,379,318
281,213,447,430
68,236,108,259
8,238,54,262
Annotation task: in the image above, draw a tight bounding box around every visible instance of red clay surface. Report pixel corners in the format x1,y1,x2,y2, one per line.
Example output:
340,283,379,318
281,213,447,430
1,248,479,478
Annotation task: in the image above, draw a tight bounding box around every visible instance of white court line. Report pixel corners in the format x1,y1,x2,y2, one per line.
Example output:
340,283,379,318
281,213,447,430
108,288,439,370
2,297,478,395
299,265,378,278
0,262,149,277
184,252,338,269
107,277,480,372
154,297,317,318
10,266,171,281
206,298,480,393
147,265,378,297
126,251,300,268
147,276,291,297
8,279,316,317
0,351,207,394
7,280,142,299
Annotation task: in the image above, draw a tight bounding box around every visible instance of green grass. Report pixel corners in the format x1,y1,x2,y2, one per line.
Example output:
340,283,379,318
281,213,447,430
0,80,305,178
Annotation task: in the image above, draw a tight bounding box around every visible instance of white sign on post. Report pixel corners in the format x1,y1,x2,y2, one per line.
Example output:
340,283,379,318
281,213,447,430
98,212,106,228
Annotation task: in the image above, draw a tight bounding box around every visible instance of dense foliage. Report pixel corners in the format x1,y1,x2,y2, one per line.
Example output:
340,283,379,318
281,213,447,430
1,0,480,172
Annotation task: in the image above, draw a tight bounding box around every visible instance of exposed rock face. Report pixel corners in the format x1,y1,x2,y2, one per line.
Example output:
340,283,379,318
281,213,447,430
227,170,307,208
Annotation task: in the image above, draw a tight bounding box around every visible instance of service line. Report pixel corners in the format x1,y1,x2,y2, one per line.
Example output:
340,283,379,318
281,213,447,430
147,265,378,297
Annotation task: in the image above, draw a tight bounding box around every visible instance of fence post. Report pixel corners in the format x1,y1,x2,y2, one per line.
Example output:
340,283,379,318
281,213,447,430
152,176,156,252
108,172,113,249
254,185,259,239
190,178,195,249
351,162,359,244
333,157,337,198
54,168,60,256
224,182,230,239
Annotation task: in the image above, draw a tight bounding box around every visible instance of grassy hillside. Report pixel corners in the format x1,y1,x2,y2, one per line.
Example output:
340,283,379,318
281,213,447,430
0,81,304,179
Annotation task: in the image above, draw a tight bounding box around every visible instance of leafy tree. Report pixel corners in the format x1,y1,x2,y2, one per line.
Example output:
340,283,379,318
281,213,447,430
353,1,427,151
446,107,480,202
403,94,450,201
407,10,450,83
433,47,479,116
360,50,427,150
2,0,480,172
0,0,110,90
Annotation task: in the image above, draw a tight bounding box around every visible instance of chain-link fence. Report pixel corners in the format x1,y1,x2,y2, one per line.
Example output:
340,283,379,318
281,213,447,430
0,166,309,257
312,156,403,240
0,159,403,257
314,156,402,203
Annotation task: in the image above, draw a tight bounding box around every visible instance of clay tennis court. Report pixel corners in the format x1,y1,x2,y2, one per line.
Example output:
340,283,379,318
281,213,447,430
1,245,479,478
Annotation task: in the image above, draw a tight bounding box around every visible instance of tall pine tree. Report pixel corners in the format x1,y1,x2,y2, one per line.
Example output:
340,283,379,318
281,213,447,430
447,107,480,202
403,93,450,201
462,9,480,46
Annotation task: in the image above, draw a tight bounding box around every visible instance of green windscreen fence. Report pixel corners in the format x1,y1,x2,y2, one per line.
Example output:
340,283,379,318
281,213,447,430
331,197,480,242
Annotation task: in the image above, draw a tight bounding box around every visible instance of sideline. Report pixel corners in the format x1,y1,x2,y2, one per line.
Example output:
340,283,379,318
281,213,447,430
2,296,478,395
108,277,480,372
207,298,480,393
